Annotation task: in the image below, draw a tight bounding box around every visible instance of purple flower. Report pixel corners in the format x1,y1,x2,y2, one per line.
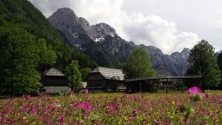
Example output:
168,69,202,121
188,86,202,94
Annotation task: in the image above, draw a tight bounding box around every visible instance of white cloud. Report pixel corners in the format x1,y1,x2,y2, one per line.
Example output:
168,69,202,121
124,13,199,53
29,0,200,54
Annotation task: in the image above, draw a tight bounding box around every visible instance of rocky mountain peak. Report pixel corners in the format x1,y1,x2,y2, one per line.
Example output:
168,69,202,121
181,48,190,56
128,41,136,47
48,8,118,44
78,17,95,39
48,8,94,47
140,45,164,56
50,8,77,22
48,7,78,31
91,23,117,42
57,8,76,16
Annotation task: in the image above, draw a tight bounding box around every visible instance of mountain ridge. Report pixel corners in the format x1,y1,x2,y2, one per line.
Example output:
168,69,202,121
48,7,190,75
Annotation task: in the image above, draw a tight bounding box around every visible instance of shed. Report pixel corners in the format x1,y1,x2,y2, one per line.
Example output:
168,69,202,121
125,75,203,93
41,68,70,93
86,67,126,92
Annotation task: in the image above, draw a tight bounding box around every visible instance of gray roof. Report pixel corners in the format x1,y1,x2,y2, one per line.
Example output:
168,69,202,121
44,68,65,76
125,75,203,82
92,67,125,80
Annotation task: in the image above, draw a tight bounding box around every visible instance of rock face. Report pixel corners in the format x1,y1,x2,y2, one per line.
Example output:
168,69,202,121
100,35,134,62
48,8,93,47
48,7,190,75
91,23,117,43
170,48,190,74
140,45,190,75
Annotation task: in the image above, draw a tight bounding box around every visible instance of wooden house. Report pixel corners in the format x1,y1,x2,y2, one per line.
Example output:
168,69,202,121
40,68,70,93
86,67,126,92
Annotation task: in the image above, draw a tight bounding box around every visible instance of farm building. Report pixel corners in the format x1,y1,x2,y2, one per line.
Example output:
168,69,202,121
86,67,126,92
40,68,70,93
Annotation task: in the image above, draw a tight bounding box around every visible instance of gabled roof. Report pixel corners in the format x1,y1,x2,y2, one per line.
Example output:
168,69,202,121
92,67,125,80
44,68,65,76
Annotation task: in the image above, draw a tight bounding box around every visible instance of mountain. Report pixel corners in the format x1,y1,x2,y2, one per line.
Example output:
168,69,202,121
170,48,190,74
48,8,121,67
140,45,190,75
48,7,190,75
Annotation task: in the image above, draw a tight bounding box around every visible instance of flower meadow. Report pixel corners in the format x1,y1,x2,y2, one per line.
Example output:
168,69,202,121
0,87,222,125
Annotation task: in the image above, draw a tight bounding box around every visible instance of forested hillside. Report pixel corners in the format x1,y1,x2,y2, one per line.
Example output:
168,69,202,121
0,0,97,70
0,0,97,95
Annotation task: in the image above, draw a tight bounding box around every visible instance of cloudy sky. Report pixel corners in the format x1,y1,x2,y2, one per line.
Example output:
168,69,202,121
29,0,222,54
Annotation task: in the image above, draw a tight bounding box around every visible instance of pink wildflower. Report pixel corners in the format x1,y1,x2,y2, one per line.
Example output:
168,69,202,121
77,102,91,110
84,89,88,94
59,114,66,125
204,94,208,98
154,119,158,124
201,120,207,124
130,95,137,100
109,105,114,111
70,90,74,95
31,105,36,115
132,109,139,116
41,116,45,121
27,95,31,100
108,105,118,115
22,103,27,114
50,104,58,109
11,118,16,124
212,115,216,120
188,86,201,94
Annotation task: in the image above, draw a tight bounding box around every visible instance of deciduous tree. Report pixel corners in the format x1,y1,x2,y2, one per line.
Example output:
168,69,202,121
217,52,222,89
80,68,91,81
0,26,41,95
123,47,156,78
65,60,82,92
186,40,221,89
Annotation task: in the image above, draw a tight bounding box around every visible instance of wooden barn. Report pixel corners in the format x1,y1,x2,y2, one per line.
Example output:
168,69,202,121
86,67,126,92
40,68,70,93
